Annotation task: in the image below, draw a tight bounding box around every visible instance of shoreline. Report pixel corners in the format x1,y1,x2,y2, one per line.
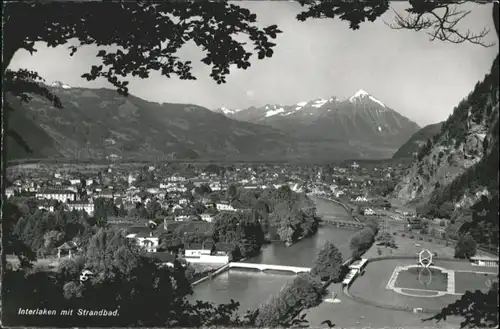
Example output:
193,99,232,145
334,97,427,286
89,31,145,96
191,195,357,286
308,193,361,222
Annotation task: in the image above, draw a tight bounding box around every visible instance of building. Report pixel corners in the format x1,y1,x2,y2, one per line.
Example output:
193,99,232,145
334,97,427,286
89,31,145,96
184,243,212,258
200,213,214,222
57,241,78,258
36,189,76,203
470,256,499,267
67,200,95,215
216,201,235,211
126,231,160,253
363,208,376,216
97,189,114,199
184,242,229,264
6,187,15,199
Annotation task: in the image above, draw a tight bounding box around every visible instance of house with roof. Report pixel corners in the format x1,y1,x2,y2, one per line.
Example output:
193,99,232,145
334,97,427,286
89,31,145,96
36,188,76,203
67,199,95,215
57,241,79,258
6,187,15,199
470,255,499,267
183,241,229,264
200,213,214,222
216,201,235,212
97,189,114,199
145,252,184,268
363,208,376,216
184,242,213,257
125,227,161,253
37,200,56,212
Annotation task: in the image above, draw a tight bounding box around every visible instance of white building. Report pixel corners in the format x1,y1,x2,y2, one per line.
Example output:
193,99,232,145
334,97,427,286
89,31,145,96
36,189,76,203
38,205,55,212
67,200,95,215
364,208,376,216
185,246,211,258
200,213,214,222
5,187,15,199
216,202,235,211
126,232,160,253
470,256,499,267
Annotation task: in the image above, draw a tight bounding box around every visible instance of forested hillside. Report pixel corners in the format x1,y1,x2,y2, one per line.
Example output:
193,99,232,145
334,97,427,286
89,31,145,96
394,55,499,214
392,122,443,159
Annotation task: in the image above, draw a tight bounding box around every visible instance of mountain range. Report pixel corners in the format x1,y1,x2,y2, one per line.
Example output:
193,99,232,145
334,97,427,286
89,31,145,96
215,89,420,159
6,83,298,162
7,85,421,162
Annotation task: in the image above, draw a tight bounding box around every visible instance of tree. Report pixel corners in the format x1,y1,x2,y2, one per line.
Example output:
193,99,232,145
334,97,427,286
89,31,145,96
350,227,376,259
84,228,141,279
146,198,163,219
376,232,397,249
454,233,478,259
310,241,343,282
2,202,37,268
422,280,498,328
226,184,239,203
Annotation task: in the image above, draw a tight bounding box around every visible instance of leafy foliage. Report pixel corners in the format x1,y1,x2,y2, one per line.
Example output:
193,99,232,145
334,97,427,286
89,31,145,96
422,280,499,328
376,231,397,249
454,233,478,259
211,211,264,258
310,241,343,282
254,273,325,327
3,1,282,91
349,223,378,259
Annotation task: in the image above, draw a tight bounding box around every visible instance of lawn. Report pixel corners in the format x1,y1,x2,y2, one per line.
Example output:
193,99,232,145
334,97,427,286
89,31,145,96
301,281,464,328
454,271,498,294
363,233,457,259
394,266,448,292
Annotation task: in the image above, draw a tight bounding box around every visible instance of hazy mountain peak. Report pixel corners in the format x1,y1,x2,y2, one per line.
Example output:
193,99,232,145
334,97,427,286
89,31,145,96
348,89,386,108
214,107,242,115
350,89,370,99
51,81,72,89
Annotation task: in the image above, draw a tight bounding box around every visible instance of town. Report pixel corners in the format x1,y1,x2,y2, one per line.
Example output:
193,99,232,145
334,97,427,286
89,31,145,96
5,160,465,274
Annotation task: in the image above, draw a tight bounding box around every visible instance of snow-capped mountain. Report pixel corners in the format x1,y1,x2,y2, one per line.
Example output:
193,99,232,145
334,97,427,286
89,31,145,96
217,97,339,126
348,89,386,108
51,81,72,89
213,107,243,116
214,89,420,159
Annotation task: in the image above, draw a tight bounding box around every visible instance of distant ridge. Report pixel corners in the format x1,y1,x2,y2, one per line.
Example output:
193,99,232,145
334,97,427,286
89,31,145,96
392,122,444,159
215,89,420,160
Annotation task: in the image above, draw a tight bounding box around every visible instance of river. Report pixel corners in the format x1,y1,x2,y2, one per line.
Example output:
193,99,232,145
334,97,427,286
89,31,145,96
189,195,358,314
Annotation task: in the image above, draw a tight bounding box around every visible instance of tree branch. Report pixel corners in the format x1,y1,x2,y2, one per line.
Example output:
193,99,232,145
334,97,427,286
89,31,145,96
386,1,495,47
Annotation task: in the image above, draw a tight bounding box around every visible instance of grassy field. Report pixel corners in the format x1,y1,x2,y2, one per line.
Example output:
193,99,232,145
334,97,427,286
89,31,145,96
363,233,458,259
454,270,498,294
299,280,464,328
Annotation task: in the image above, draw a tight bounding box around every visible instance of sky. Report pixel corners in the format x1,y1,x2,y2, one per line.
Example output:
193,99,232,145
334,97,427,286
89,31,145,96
9,1,498,126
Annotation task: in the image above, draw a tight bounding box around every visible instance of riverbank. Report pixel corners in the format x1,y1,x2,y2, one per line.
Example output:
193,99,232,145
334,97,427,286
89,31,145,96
189,198,358,312
308,194,360,222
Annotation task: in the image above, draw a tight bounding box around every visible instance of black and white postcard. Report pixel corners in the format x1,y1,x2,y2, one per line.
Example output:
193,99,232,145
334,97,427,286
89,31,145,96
1,0,499,328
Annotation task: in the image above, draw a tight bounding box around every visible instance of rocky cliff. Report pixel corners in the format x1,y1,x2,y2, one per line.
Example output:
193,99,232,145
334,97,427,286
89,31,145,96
394,56,499,210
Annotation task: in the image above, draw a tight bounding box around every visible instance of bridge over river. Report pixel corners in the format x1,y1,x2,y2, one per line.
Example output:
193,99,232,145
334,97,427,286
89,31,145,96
230,262,311,274
189,196,360,313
